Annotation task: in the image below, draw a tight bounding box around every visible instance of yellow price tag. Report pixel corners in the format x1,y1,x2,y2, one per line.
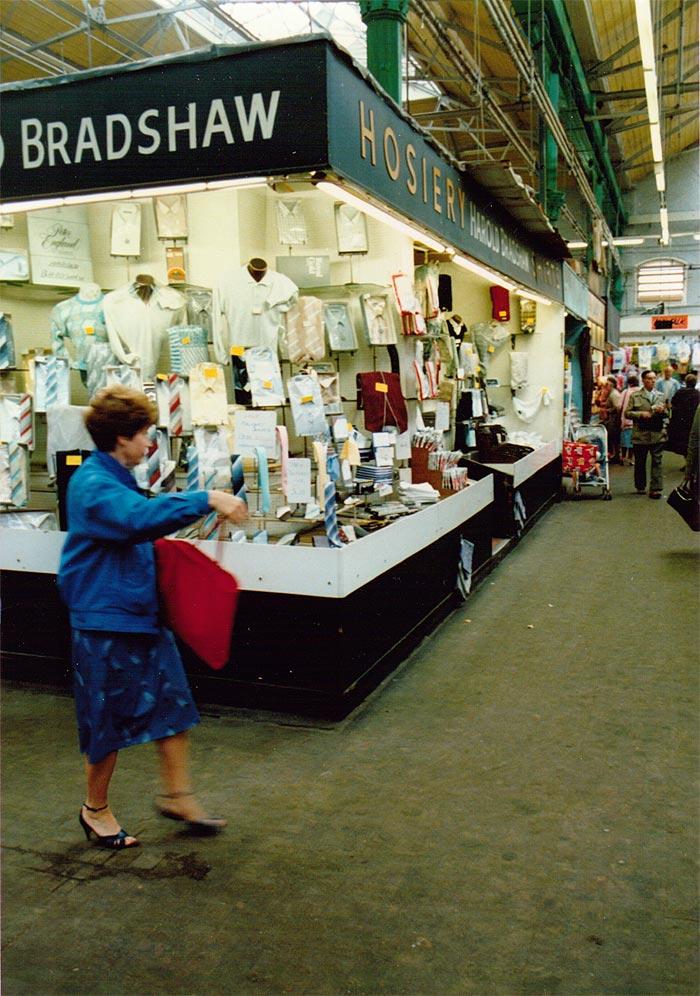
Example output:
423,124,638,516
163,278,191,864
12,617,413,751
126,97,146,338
66,455,82,466
301,395,314,404
156,373,168,381
375,382,389,393
263,380,273,390
181,336,191,345
230,345,245,357
487,345,495,354
204,367,217,379
84,325,95,336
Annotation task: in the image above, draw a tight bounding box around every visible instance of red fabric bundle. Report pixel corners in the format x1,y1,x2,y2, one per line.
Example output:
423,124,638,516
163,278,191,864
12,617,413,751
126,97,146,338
356,371,408,433
154,538,240,671
490,285,510,322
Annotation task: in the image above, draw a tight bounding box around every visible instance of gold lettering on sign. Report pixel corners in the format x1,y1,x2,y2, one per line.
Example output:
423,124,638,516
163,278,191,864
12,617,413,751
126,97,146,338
432,167,442,214
458,188,466,228
359,101,376,165
406,144,417,194
422,157,428,204
383,127,400,180
446,178,456,223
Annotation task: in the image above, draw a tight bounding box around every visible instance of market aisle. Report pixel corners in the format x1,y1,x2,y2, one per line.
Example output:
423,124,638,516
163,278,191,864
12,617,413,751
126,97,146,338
2,455,698,996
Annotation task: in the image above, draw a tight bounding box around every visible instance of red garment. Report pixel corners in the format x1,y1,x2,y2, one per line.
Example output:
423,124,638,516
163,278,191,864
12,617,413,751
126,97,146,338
490,285,510,322
357,371,408,433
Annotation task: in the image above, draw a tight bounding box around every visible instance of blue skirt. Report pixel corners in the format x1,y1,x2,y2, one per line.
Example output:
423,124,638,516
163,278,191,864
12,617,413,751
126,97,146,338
72,627,200,764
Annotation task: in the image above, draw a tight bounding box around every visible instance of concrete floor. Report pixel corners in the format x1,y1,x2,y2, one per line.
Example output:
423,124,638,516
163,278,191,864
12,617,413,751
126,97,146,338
2,454,699,996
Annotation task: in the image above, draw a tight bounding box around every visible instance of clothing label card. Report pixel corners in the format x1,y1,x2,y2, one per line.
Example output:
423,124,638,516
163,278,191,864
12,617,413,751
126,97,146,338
375,446,395,468
394,432,411,460
333,417,349,442
373,432,392,449
285,458,312,504
234,410,277,457
435,401,450,431
27,206,94,287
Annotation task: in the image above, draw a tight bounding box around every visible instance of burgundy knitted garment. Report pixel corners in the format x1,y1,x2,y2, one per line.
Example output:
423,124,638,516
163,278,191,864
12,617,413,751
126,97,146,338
356,371,408,433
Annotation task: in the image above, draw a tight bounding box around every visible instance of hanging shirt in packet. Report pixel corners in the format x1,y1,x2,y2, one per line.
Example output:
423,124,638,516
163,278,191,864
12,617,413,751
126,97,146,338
324,303,358,352
50,291,110,373
285,297,325,364
361,293,398,346
214,266,298,359
189,363,228,426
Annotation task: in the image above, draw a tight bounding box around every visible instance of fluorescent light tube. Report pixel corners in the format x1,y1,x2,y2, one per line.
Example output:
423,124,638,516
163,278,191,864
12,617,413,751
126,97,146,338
635,0,656,71
566,241,588,250
451,254,517,290
316,180,448,253
515,288,553,306
643,71,660,124
0,197,66,214
611,237,646,246
650,123,663,162
206,177,269,190
654,163,666,192
134,182,208,197
660,206,670,243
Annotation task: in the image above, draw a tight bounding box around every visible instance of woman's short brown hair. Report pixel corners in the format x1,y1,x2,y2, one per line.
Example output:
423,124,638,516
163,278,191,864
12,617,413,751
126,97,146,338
85,385,156,452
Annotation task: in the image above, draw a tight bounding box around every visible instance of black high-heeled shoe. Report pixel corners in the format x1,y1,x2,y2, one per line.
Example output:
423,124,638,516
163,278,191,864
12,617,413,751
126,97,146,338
79,803,140,849
156,791,226,835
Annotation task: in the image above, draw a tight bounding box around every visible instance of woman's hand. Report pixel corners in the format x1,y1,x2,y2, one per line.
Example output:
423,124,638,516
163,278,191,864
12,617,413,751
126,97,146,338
208,490,248,524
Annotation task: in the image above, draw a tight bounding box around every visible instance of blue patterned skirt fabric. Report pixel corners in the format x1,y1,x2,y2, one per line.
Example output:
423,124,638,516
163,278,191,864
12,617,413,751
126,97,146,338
72,628,200,764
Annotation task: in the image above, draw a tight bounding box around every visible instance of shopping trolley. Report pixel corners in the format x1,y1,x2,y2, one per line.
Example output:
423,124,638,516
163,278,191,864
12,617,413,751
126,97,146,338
562,423,612,500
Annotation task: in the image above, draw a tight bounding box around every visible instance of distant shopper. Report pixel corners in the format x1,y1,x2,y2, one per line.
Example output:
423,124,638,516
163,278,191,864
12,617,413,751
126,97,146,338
604,375,622,462
619,374,640,466
627,370,668,498
667,374,700,460
656,365,680,403
58,386,248,849
687,404,700,479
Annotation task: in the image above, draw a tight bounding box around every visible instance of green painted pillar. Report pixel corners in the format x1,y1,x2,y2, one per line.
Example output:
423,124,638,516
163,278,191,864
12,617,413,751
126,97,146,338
544,66,565,222
359,0,409,104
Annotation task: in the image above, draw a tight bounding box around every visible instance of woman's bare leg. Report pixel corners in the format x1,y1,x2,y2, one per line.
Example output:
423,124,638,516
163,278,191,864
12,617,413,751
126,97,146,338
82,752,137,842
155,731,225,824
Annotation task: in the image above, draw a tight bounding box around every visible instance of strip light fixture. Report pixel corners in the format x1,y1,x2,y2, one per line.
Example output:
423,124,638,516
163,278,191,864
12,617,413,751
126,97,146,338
315,179,448,253
634,0,667,240
0,177,270,214
514,288,553,307
451,253,517,291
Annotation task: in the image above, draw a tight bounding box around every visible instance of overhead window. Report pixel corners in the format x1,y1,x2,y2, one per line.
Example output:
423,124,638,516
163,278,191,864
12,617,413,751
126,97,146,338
637,258,687,303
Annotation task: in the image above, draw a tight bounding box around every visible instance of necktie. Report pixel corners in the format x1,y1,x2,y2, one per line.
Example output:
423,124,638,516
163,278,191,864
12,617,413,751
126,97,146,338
186,445,200,491
44,357,59,409
146,427,161,490
18,395,33,448
313,441,328,503
255,446,271,515
168,374,183,436
8,442,26,507
275,425,289,493
0,321,10,369
230,453,247,503
200,469,219,539
324,481,342,548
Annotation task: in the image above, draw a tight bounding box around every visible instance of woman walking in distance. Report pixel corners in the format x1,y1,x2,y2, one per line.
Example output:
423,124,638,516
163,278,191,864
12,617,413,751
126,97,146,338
58,385,247,848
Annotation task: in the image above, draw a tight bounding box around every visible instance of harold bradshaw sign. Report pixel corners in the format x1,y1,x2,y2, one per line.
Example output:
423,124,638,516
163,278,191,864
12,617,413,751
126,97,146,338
0,42,330,199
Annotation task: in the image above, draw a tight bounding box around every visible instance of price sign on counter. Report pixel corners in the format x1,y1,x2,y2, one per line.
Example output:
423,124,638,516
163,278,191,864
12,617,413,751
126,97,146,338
286,458,312,504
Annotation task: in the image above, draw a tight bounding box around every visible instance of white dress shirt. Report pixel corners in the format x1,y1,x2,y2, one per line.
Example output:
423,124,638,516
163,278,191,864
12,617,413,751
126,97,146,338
214,265,298,359
103,283,187,380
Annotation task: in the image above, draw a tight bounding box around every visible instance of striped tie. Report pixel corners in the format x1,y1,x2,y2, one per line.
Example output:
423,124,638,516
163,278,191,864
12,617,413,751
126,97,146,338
0,322,9,369
44,357,59,409
168,374,183,436
275,425,289,493
255,446,271,515
146,427,161,490
230,453,247,503
324,481,342,548
8,442,26,507
186,445,200,491
18,394,33,449
199,469,219,539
